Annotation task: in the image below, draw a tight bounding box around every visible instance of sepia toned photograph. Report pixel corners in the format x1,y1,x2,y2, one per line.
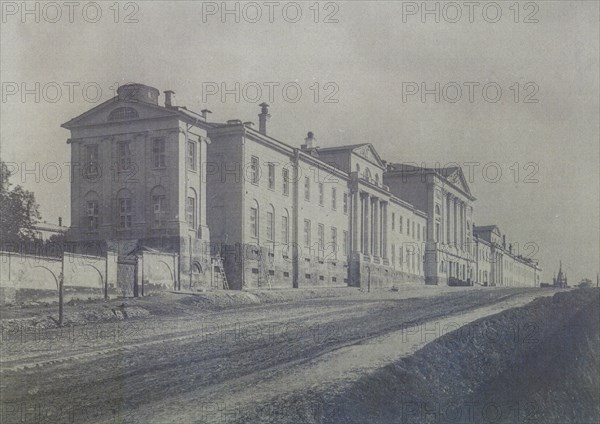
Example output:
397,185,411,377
1,1,599,423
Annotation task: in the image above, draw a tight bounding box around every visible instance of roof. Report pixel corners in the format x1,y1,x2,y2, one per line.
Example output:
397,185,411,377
387,163,474,200
61,96,212,130
473,225,500,232
318,143,386,169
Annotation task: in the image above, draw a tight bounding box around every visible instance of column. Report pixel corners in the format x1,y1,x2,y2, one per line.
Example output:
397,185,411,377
352,191,361,252
381,201,388,258
453,198,458,246
362,193,370,255
372,197,379,257
446,194,452,245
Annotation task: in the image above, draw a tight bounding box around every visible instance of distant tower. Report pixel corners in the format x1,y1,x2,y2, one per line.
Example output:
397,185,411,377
553,261,568,288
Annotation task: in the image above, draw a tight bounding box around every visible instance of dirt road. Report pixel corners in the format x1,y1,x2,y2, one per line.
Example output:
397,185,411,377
0,287,557,424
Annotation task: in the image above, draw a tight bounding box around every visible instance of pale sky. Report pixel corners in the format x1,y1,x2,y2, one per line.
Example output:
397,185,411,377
1,1,598,283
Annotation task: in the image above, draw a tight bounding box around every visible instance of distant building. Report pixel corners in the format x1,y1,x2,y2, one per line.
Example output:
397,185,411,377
553,261,568,287
33,218,67,241
473,225,542,287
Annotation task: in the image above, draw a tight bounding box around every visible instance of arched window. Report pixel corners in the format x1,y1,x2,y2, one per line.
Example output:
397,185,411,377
108,107,139,122
281,208,290,244
375,173,379,185
364,168,372,182
150,186,167,228
435,204,441,215
249,199,259,238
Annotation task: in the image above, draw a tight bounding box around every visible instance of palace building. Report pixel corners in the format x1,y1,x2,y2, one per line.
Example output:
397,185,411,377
62,83,541,291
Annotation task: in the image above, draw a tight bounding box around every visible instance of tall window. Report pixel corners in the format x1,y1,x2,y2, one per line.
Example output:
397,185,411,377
281,214,289,243
331,227,338,253
407,219,410,236
119,198,132,229
85,144,98,163
423,226,426,241
250,156,259,184
282,168,290,196
187,141,197,170
343,230,348,255
318,183,324,205
417,223,421,241
304,177,310,201
436,222,440,242
318,223,325,250
331,187,337,210
303,219,311,247
250,207,258,237
268,163,275,190
391,244,396,266
87,200,99,231
343,193,348,214
186,196,196,229
399,246,404,268
266,211,274,241
85,145,99,176
118,141,132,171
152,194,166,227
399,216,403,233
412,222,415,239
392,213,396,231
153,138,166,168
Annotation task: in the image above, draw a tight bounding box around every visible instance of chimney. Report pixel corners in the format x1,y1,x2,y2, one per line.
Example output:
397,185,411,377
164,90,175,108
304,131,317,149
258,103,270,135
201,109,212,120
58,217,62,227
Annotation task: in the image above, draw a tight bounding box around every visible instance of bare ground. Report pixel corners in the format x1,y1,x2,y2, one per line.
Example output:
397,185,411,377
0,286,574,424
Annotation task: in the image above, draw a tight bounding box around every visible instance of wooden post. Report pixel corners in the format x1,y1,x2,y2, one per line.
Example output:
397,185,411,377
58,257,64,327
104,251,108,300
133,256,139,298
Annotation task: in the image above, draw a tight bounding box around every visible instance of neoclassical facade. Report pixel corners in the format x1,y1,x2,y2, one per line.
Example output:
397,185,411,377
62,84,213,289
384,164,476,285
207,119,427,289
63,82,541,290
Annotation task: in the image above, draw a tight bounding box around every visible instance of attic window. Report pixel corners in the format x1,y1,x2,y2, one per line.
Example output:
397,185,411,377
108,107,139,122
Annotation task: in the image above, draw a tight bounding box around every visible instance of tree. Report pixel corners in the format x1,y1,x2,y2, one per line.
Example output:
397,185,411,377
0,160,41,247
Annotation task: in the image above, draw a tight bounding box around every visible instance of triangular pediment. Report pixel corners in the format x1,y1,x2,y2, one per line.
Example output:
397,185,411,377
352,144,385,168
446,168,473,198
62,97,178,129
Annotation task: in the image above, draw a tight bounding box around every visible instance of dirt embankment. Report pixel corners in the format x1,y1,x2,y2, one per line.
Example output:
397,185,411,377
237,288,600,424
